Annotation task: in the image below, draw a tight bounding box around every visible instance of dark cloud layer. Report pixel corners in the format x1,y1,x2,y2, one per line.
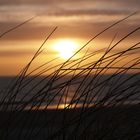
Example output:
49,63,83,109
0,0,139,5
0,50,34,57
0,15,139,41
49,9,131,16
0,0,139,44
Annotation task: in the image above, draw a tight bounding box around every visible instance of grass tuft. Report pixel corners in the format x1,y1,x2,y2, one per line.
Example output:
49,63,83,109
0,13,140,140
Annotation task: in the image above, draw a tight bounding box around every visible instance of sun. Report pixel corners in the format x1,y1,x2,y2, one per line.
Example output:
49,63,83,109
53,39,79,59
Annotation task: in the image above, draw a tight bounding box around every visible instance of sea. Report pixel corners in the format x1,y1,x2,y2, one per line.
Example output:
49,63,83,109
0,74,139,111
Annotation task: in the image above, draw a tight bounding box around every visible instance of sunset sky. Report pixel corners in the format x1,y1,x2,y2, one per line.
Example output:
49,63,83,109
0,0,139,76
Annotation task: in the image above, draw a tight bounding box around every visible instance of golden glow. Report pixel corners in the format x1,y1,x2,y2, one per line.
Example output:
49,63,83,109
53,39,79,59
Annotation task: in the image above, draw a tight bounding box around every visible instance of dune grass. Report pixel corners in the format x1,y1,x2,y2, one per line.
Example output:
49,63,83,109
0,13,140,139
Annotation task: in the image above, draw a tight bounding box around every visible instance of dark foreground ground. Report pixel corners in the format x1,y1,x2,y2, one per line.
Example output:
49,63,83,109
0,105,140,140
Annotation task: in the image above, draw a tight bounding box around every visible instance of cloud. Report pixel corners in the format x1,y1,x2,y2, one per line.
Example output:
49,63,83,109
0,0,139,41
0,50,34,57
0,17,139,42
0,0,139,11
0,0,56,5
0,0,139,6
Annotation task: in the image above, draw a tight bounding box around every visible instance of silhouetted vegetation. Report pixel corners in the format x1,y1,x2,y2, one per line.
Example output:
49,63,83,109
0,13,140,140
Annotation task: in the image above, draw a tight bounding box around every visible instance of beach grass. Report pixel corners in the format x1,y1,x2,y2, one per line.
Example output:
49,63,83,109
0,13,140,140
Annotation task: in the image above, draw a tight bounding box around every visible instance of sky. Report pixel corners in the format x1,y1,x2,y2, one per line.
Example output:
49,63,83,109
0,0,139,76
